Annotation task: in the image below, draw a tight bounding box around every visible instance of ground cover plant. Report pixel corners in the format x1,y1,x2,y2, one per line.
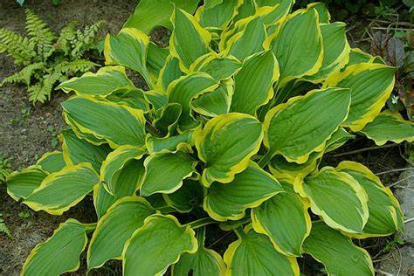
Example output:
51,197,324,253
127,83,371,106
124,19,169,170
5,0,414,275
0,9,104,104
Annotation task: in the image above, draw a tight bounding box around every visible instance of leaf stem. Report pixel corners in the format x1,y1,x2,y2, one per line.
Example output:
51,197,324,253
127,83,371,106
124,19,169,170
187,217,216,229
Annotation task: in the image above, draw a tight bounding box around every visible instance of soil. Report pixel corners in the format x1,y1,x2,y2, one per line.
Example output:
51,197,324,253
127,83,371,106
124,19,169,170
0,1,413,275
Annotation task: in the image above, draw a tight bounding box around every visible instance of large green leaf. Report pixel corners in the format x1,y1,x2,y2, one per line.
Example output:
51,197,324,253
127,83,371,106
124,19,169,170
196,0,242,29
146,42,170,81
6,166,48,201
60,129,111,172
337,161,404,238
269,8,323,86
123,0,200,33
93,183,117,219
192,80,233,117
230,51,279,115
303,221,375,275
324,63,397,131
146,131,193,154
295,167,369,233
104,28,152,87
57,66,135,96
263,88,351,164
87,197,155,270
359,110,414,146
35,151,66,174
140,152,197,196
195,113,263,187
204,162,283,221
157,56,184,93
252,187,311,256
256,0,295,25
22,219,91,276
163,179,204,213
24,163,99,215
170,8,212,70
62,96,146,149
123,214,198,275
224,226,299,275
192,53,242,81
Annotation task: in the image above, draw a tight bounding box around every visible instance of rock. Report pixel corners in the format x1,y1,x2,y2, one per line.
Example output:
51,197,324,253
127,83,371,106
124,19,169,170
395,168,414,243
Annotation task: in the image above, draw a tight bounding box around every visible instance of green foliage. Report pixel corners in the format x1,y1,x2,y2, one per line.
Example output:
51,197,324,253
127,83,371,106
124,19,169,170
8,1,413,275
0,214,11,238
0,10,103,104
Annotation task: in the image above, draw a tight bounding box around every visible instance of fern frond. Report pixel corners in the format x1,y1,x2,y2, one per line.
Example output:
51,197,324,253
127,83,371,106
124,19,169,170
0,28,36,65
0,214,11,238
70,20,105,59
1,62,45,86
25,9,56,60
28,72,62,104
56,20,78,55
55,59,98,75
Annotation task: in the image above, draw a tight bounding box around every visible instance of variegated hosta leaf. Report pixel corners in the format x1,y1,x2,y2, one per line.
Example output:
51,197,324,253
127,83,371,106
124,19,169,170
230,51,279,115
153,103,182,136
157,56,184,93
123,0,200,33
146,42,169,81
100,146,145,195
224,226,299,275
324,63,397,131
192,80,233,117
123,214,198,275
222,16,267,60
163,179,204,213
196,0,242,30
256,0,295,25
232,0,255,22
170,8,212,70
303,221,375,275
59,129,111,172
294,167,369,234
172,227,226,276
6,166,48,201
57,66,135,96
305,22,349,82
195,113,263,187
204,162,283,221
346,48,375,67
359,110,414,146
269,8,323,86
336,161,404,237
104,28,152,87
87,197,155,270
263,88,351,164
62,96,146,149
167,72,219,130
36,151,66,173
146,131,193,154
93,183,117,219
192,54,242,81
140,152,197,196
252,183,311,257
22,219,91,276
24,163,99,215
109,88,150,112
308,2,331,23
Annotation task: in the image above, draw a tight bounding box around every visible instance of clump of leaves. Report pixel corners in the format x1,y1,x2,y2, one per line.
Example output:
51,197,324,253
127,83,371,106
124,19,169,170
0,154,12,183
0,9,104,104
6,1,414,275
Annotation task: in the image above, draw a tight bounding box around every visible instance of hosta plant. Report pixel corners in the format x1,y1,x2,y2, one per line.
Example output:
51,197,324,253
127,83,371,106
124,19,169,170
0,9,104,104
7,0,414,275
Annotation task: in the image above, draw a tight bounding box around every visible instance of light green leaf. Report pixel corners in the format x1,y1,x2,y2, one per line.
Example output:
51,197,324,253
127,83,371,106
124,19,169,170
123,214,198,275
230,51,279,115
22,219,91,276
147,42,169,81
196,0,242,29
269,8,323,86
263,88,351,164
6,166,48,201
204,162,283,221
57,66,135,96
36,151,66,174
93,183,117,219
123,0,200,33
303,221,375,276
157,56,184,93
324,63,397,131
256,0,295,25
170,8,212,70
308,2,331,23
192,80,233,117
24,163,99,215
62,96,146,149
294,167,369,233
359,110,414,146
140,152,197,196
224,226,299,275
337,161,404,237
87,197,155,270
195,113,263,187
193,53,242,80
146,131,193,154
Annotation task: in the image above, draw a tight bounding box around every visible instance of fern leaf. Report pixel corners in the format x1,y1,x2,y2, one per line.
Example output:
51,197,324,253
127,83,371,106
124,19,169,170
0,214,11,238
25,9,56,60
1,62,45,86
56,20,78,55
0,28,36,65
70,20,105,59
28,72,62,104
55,59,98,75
